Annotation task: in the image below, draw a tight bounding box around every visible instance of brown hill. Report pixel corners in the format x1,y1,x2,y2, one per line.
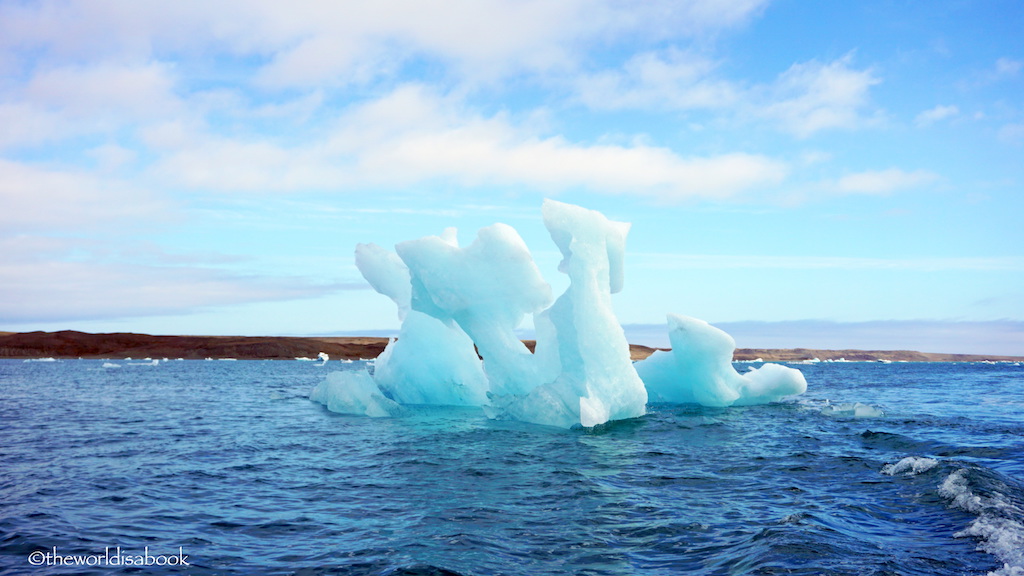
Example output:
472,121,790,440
0,331,388,360
0,331,1019,362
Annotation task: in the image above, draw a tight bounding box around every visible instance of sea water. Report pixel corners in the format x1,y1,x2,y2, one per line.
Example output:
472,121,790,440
1,359,1022,575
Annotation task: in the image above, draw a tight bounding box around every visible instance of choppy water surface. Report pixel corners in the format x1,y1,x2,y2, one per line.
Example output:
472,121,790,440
1,359,1022,575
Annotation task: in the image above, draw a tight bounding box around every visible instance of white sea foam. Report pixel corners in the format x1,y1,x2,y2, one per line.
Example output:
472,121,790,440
881,456,938,476
939,469,1024,576
820,401,884,418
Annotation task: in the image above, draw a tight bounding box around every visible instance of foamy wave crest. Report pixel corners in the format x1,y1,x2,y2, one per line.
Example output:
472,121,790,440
881,456,938,476
939,468,1024,576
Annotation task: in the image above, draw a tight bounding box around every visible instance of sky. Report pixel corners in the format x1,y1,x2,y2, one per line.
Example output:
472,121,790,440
1,0,1022,355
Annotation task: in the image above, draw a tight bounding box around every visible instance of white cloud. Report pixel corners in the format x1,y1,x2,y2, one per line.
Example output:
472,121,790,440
575,49,739,110
24,62,180,119
150,85,788,201
0,159,170,232
0,102,65,149
835,168,937,194
575,52,881,137
995,57,1022,77
999,123,1024,144
915,104,959,127
0,61,185,150
1,0,769,88
757,55,881,137
87,144,138,172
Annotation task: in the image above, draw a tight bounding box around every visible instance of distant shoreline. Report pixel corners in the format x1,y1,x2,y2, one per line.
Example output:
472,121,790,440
1,330,1021,363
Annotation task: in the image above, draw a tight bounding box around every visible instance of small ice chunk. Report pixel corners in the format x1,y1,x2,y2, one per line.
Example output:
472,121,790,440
734,362,808,406
310,369,400,417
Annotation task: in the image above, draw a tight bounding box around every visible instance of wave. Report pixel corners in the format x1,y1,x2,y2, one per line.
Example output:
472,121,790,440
881,456,939,476
938,467,1024,576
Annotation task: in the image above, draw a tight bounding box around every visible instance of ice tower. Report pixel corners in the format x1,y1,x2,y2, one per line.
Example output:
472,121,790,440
499,200,648,427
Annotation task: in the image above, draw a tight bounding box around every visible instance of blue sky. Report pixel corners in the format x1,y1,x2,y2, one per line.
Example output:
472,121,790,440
1,0,1022,354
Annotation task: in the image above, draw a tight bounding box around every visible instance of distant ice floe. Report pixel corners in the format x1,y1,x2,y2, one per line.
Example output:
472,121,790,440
102,362,121,369
23,358,58,362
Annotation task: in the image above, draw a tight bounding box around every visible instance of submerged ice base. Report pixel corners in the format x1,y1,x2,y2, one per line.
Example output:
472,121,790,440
311,201,808,427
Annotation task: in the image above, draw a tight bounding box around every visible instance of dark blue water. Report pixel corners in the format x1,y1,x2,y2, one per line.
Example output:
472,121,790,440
1,359,1022,575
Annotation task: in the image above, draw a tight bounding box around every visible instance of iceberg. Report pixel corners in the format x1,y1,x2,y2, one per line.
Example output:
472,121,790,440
635,314,806,407
311,200,807,428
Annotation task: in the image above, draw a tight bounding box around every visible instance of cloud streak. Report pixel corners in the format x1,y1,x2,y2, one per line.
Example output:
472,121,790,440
835,168,938,194
0,160,171,232
576,51,882,137
624,320,1024,356
631,253,1024,272
915,104,959,127
0,258,363,324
